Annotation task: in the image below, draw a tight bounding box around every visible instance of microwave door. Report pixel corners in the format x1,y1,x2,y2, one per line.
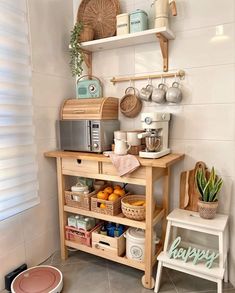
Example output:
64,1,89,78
72,120,92,152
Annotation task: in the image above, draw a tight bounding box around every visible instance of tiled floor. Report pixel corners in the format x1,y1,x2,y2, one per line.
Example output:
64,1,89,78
44,250,234,293
2,250,234,293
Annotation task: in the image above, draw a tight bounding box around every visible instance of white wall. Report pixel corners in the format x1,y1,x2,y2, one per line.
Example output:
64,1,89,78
74,0,235,285
0,0,75,290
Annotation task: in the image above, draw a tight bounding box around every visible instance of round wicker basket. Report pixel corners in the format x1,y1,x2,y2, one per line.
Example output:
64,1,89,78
120,87,142,118
121,195,147,221
77,0,120,39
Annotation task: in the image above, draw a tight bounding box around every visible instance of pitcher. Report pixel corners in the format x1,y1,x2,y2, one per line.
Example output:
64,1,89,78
114,139,131,155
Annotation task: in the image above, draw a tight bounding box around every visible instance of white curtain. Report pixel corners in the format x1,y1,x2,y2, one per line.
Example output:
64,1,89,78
0,0,39,220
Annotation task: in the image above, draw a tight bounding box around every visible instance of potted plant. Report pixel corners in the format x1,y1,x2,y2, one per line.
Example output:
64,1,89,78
69,22,94,77
196,166,223,219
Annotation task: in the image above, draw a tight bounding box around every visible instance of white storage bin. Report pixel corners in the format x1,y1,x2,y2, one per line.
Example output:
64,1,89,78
125,228,159,262
116,13,129,35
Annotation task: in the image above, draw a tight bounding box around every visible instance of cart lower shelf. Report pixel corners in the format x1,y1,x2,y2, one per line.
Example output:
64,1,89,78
65,240,163,271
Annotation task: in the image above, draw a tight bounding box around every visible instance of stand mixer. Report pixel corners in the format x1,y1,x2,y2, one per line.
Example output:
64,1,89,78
137,113,171,159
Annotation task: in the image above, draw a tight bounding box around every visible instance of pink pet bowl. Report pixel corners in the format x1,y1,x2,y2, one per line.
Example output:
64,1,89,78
11,266,63,293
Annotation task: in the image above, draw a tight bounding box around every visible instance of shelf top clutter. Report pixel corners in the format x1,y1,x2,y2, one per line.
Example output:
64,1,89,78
44,151,184,168
81,27,175,52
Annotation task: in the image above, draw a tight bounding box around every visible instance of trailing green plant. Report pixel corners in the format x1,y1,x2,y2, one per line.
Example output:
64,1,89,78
196,167,223,202
69,22,84,77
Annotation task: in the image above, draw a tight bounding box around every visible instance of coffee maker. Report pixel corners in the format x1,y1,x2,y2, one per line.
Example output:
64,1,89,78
137,112,171,159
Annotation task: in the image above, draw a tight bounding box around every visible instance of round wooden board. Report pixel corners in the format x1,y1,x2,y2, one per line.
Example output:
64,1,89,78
77,0,120,39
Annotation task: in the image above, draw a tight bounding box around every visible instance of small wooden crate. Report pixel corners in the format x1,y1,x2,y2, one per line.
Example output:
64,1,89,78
65,223,101,247
92,226,126,256
65,190,97,210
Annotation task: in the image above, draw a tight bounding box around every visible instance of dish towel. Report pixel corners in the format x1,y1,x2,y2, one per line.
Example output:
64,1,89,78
109,154,140,177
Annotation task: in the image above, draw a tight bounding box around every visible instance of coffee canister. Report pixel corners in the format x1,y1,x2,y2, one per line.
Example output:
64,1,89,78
125,228,159,262
116,13,129,35
129,9,148,33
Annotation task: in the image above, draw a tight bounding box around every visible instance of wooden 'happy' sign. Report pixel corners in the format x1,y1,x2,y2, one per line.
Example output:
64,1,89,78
168,237,219,269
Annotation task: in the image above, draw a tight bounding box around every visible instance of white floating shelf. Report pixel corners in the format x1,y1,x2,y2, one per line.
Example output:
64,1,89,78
81,27,175,52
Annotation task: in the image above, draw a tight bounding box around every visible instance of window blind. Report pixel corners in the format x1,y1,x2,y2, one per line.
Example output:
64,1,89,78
0,0,39,221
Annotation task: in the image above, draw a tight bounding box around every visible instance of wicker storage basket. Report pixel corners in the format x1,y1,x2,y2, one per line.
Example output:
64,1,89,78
91,185,128,216
65,189,97,210
120,87,142,118
121,195,155,221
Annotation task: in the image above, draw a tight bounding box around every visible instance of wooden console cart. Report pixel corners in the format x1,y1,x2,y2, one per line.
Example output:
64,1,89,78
45,151,184,289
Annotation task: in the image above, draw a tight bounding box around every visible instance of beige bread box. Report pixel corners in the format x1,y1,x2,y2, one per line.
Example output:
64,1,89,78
60,97,119,120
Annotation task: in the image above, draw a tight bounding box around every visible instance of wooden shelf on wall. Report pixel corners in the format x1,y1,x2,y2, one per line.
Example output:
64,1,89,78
81,27,175,73
81,27,175,52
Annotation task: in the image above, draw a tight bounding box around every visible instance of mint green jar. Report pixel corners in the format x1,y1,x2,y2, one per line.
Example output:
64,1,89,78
130,9,148,33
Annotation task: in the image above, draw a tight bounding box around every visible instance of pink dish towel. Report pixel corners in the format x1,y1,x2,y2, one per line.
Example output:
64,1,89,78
109,154,140,177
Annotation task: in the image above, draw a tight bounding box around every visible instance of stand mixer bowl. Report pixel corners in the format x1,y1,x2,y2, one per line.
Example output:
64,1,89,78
145,136,161,152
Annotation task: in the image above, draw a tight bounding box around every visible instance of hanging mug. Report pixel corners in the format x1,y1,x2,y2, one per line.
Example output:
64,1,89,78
151,83,167,104
166,81,182,103
139,84,153,101
114,139,131,155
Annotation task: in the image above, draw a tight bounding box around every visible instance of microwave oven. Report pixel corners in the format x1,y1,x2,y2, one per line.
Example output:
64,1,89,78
59,120,120,153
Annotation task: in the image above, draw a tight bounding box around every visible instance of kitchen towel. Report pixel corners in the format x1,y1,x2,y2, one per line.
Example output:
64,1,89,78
109,154,140,177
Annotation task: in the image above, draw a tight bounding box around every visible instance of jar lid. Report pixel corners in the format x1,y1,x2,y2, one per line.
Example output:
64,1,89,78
126,228,145,241
117,13,129,18
130,9,148,17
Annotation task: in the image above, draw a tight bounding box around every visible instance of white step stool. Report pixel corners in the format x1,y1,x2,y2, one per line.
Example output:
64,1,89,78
154,209,229,293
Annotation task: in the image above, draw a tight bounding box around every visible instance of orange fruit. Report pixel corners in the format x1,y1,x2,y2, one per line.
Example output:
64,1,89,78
97,191,109,200
103,186,113,194
113,185,122,190
100,203,106,209
114,189,125,197
108,193,119,201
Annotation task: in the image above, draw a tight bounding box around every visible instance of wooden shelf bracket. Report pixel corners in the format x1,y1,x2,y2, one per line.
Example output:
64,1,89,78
156,33,169,72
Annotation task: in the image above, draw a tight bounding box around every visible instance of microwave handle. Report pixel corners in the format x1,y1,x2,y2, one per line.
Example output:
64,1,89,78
87,121,92,151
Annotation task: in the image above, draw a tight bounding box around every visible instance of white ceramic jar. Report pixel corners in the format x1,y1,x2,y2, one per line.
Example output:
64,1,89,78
116,13,129,35
125,228,159,262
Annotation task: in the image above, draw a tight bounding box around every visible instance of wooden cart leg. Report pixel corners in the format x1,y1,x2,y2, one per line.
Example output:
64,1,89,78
143,166,154,289
56,157,68,260
162,167,170,244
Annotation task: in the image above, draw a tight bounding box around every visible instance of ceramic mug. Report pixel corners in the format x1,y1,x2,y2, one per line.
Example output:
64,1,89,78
151,83,167,103
166,81,182,103
114,131,127,141
114,139,131,155
127,131,141,146
139,84,153,101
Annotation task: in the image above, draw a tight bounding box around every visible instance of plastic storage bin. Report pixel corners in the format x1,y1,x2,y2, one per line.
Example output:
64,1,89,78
129,9,148,33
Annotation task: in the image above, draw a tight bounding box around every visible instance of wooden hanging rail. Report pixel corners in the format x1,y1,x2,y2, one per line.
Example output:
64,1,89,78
110,70,185,85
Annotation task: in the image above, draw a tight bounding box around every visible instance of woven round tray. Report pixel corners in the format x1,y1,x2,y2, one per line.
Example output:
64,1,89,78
121,195,146,221
120,87,142,118
77,0,120,39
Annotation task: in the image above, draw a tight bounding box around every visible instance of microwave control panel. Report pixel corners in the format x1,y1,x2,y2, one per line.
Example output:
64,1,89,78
91,121,101,151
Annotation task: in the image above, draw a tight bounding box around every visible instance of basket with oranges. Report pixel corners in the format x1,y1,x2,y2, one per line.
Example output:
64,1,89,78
91,184,128,216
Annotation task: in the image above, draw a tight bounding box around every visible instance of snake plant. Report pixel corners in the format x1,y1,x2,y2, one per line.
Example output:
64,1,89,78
196,167,223,202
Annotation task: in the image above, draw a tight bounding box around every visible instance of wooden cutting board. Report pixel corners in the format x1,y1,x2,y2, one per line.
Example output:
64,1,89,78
179,161,207,211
